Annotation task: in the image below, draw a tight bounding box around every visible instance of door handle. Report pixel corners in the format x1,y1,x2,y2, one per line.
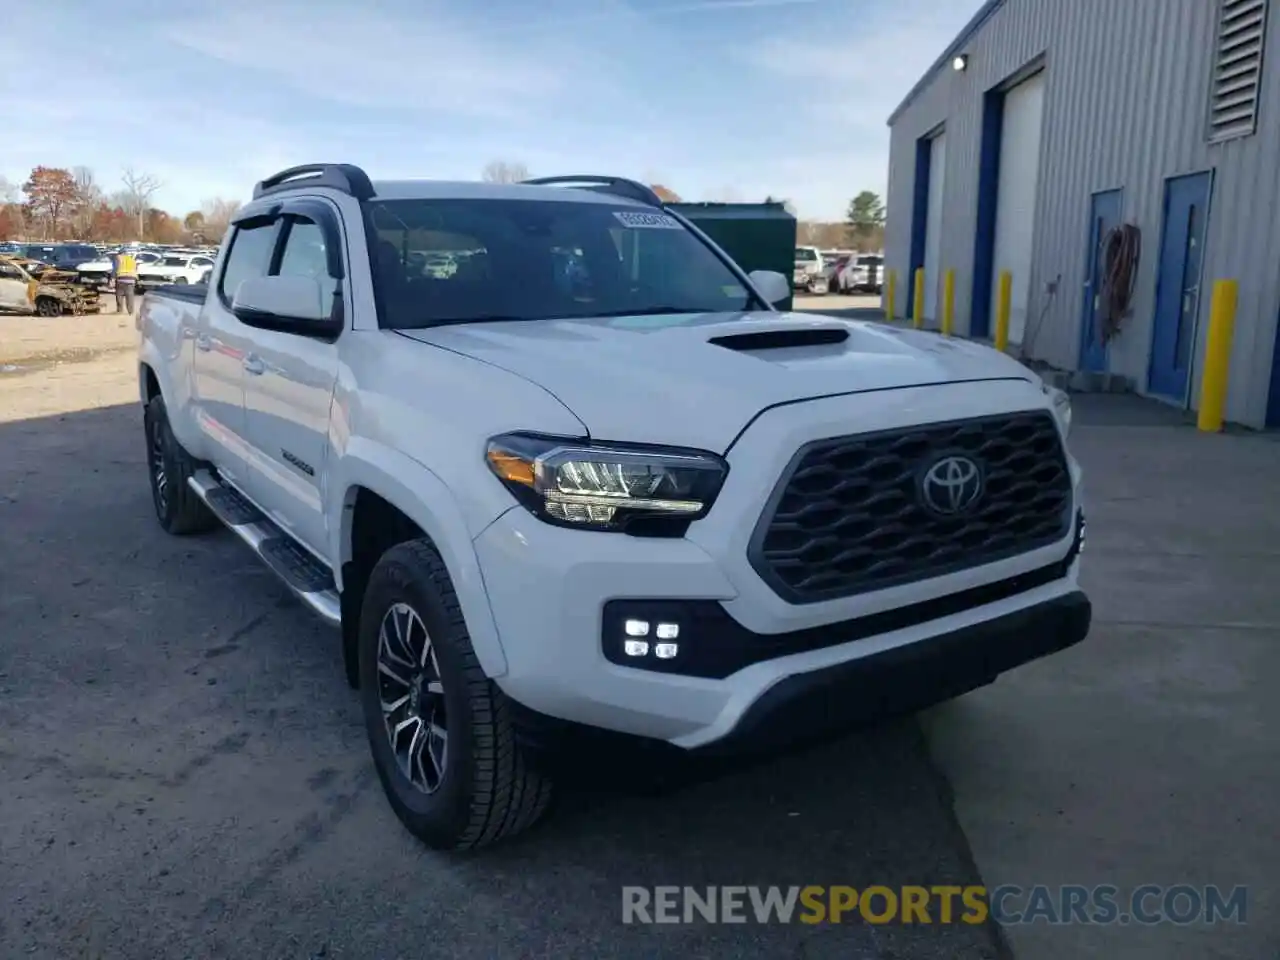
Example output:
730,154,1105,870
243,354,265,376
195,333,212,351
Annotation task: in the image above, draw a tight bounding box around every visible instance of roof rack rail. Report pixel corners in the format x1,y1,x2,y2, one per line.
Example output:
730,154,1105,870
520,175,663,208
252,164,376,201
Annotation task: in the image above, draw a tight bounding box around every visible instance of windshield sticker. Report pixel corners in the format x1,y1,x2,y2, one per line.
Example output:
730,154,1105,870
613,211,682,229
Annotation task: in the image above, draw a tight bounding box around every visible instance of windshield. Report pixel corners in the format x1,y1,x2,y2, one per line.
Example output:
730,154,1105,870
160,257,190,267
794,248,819,262
365,198,757,328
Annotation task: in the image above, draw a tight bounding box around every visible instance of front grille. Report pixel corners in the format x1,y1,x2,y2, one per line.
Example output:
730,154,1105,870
750,411,1073,604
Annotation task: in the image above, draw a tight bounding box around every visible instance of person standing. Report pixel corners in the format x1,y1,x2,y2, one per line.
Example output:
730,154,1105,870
112,250,138,314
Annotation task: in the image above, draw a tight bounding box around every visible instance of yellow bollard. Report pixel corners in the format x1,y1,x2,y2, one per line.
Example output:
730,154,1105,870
913,268,925,329
1197,279,1238,432
994,270,1012,352
942,269,955,336
886,271,896,321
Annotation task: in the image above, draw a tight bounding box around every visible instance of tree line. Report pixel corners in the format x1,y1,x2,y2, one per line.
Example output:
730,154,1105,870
0,166,240,245
1,157,887,253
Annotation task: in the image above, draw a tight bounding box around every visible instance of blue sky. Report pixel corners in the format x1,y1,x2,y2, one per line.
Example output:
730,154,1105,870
2,0,978,220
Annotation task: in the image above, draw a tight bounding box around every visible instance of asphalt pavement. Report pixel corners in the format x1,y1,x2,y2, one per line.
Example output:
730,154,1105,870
0,355,1005,960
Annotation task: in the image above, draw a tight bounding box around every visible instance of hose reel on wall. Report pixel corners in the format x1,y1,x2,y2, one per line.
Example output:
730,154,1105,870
1096,223,1141,344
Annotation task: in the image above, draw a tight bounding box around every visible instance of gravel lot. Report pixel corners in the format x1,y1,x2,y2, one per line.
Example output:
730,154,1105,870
0,344,1005,960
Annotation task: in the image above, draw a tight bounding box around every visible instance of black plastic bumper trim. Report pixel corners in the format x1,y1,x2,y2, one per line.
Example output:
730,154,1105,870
705,589,1090,758
510,589,1091,772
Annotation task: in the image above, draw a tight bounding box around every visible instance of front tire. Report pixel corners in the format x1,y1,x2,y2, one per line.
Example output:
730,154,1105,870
143,395,218,535
359,540,552,850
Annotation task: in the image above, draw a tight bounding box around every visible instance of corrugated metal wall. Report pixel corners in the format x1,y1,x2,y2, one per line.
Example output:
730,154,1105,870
885,0,1280,428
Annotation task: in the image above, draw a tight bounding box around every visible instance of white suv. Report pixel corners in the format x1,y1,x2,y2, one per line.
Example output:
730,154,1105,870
137,165,1089,850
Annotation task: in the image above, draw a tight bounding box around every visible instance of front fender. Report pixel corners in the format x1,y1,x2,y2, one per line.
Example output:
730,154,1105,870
330,439,509,678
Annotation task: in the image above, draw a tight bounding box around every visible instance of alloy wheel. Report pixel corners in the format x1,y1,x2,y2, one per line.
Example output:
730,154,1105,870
378,602,448,794
148,415,169,515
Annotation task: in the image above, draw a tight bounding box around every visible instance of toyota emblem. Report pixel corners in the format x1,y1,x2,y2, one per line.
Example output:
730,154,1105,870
920,455,984,515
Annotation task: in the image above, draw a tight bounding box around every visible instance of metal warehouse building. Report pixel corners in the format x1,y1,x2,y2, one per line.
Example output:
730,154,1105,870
884,0,1280,428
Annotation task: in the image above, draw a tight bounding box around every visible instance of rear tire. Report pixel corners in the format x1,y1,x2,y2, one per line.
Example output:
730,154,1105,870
35,297,61,317
359,539,552,850
144,395,218,535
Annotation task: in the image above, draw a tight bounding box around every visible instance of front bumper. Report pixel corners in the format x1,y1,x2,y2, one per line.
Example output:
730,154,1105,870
476,501,1086,753
474,380,1087,753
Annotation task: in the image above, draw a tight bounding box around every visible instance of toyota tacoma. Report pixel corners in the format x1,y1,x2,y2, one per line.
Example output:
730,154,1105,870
137,164,1089,851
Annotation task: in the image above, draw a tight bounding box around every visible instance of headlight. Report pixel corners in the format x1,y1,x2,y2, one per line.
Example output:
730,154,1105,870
485,432,728,534
1043,383,1072,436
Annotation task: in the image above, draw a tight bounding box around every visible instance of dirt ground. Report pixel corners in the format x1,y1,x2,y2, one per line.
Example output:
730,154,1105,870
0,341,1002,960
0,303,138,369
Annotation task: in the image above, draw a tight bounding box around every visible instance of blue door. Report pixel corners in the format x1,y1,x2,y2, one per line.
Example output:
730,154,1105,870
1148,172,1213,402
1079,189,1123,372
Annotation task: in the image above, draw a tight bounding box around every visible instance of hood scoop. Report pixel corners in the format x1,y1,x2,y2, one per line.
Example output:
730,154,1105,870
709,327,849,352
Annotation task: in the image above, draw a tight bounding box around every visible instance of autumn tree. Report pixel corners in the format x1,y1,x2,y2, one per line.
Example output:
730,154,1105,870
70,166,103,237
87,203,130,241
121,168,162,239
846,190,886,251
0,203,23,240
145,208,184,244
649,184,681,203
23,166,80,238
199,198,240,240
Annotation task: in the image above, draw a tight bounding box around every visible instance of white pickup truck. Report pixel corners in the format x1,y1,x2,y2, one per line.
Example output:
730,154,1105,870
137,164,1089,851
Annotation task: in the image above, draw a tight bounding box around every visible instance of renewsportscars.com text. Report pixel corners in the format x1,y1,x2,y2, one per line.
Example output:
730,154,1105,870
621,884,1248,926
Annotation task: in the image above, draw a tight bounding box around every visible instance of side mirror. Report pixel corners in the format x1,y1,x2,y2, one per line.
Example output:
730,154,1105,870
748,269,790,307
231,275,336,335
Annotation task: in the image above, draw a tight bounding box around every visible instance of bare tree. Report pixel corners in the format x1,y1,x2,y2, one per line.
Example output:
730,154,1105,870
71,166,102,237
200,197,241,240
0,175,17,204
481,160,530,184
121,168,162,240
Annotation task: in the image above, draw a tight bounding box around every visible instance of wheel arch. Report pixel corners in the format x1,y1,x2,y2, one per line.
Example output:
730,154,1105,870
333,442,509,686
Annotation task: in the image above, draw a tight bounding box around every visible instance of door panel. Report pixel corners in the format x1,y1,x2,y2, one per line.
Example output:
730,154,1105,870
1079,189,1123,373
240,215,341,559
191,219,281,485
1148,172,1213,402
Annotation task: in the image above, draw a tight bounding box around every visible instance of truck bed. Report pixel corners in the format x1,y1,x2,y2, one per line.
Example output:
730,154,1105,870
145,283,209,304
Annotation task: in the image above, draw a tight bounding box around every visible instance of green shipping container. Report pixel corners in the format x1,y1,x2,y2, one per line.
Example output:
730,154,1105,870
668,202,797,312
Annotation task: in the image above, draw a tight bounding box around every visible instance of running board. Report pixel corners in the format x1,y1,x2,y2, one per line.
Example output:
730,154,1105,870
188,470,341,626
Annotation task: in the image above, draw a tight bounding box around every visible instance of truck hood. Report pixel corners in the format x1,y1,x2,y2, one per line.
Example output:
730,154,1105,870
400,311,1037,451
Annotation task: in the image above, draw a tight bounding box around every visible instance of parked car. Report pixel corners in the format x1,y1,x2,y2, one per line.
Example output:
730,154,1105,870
836,253,885,294
793,245,828,294
21,243,102,277
0,256,101,315
136,253,218,291
137,163,1088,852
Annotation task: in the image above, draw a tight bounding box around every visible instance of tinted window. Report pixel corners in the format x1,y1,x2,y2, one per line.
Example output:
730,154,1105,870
795,248,819,262
64,245,97,260
276,217,337,303
218,223,278,303
365,198,753,329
